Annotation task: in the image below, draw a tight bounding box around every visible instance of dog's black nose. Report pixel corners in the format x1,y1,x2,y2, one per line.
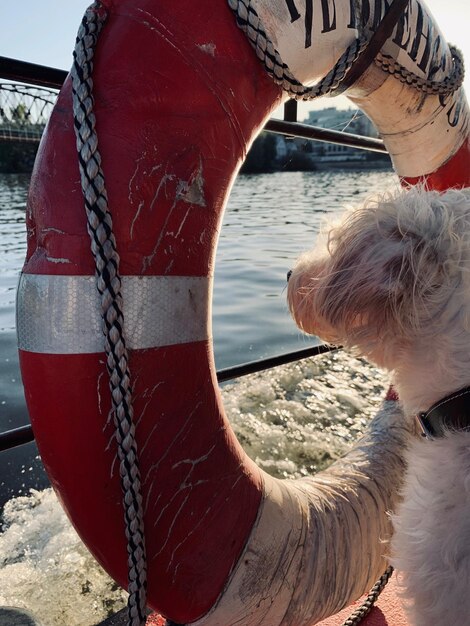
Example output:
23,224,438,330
287,269,292,282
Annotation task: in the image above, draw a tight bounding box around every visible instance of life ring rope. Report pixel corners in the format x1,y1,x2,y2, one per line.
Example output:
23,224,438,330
375,44,465,95
71,3,148,624
227,0,465,100
227,0,370,99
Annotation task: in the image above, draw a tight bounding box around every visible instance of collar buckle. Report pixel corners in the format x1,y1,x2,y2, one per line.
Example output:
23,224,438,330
416,412,435,439
416,386,470,439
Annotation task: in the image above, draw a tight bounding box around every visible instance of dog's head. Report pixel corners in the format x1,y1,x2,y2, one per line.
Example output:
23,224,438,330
288,187,470,371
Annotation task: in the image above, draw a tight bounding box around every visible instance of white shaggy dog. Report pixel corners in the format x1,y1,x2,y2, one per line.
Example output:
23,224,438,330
287,186,470,626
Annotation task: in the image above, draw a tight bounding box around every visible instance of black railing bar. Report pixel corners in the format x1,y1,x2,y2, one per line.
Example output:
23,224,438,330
217,342,338,381
265,118,387,154
0,424,35,453
0,343,338,452
0,56,388,154
0,56,67,90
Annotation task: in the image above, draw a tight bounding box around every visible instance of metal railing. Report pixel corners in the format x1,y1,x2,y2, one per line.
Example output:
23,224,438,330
0,54,383,454
0,81,56,143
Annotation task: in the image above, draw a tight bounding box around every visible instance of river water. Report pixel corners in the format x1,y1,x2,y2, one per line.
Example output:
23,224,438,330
0,168,396,624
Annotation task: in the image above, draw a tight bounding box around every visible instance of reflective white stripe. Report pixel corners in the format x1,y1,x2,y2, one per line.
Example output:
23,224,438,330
17,274,211,354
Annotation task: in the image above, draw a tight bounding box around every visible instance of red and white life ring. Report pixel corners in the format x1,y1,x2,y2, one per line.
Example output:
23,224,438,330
17,0,469,624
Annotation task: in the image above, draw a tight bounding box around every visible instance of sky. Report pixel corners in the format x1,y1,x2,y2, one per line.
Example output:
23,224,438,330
2,0,470,119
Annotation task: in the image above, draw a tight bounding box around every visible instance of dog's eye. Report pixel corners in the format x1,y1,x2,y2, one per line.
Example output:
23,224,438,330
287,270,292,282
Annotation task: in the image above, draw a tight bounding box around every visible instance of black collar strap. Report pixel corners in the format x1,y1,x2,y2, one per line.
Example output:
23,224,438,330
417,386,470,438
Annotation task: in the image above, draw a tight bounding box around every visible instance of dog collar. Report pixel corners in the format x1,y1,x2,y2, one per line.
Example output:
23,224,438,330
416,386,470,439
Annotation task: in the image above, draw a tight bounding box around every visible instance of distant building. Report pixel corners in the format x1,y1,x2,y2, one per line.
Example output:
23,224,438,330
241,131,315,173
307,107,378,137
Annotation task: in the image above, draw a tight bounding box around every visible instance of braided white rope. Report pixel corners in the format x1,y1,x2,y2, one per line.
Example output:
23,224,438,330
227,0,369,100
227,0,464,99
375,44,465,95
71,3,147,625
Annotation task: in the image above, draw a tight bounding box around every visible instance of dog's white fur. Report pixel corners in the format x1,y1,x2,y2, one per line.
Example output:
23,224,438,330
287,185,470,625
